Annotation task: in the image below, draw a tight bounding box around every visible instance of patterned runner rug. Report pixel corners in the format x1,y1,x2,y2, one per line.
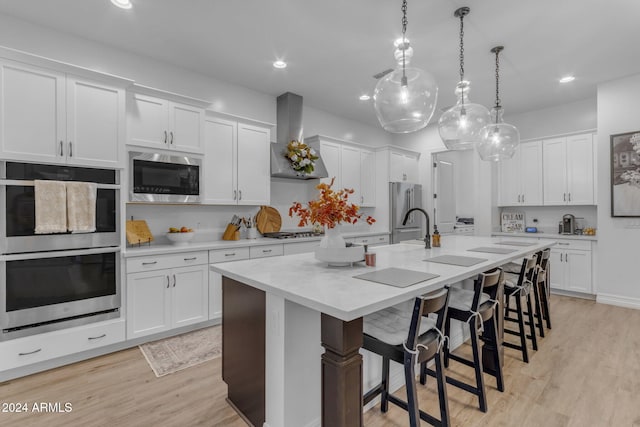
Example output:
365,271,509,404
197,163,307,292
139,326,221,377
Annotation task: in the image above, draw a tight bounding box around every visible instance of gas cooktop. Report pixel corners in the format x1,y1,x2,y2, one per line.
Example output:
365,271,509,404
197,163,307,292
262,231,323,239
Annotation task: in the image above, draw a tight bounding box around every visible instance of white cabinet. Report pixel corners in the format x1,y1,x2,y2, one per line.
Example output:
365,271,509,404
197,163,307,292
203,116,271,205
389,150,420,183
128,92,204,154
316,137,377,207
549,240,592,294
498,140,543,206
208,247,251,320
0,60,126,168
543,133,594,205
126,251,209,339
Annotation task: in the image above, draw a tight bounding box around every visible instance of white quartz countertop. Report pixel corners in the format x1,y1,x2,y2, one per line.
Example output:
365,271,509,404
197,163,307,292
491,231,597,241
210,235,555,322
123,230,389,257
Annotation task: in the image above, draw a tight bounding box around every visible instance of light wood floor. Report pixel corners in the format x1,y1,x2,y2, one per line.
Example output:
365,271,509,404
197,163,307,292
1,295,640,427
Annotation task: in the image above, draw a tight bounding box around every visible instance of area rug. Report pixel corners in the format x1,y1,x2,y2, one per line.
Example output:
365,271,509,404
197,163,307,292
139,326,221,377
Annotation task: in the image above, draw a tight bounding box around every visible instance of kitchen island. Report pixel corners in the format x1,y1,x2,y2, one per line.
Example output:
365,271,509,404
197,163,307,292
210,235,555,427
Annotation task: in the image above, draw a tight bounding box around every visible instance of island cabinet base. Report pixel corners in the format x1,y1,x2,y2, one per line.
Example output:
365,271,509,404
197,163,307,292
222,277,266,427
321,314,364,427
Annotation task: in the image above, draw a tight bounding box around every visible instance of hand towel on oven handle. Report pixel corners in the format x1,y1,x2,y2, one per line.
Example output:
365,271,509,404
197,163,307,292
34,180,67,234
66,181,97,233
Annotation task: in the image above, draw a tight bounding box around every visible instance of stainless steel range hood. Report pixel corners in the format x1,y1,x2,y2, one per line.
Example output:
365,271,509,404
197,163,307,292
271,92,328,180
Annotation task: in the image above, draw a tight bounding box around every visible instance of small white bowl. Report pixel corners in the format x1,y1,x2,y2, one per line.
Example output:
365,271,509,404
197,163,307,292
166,231,195,245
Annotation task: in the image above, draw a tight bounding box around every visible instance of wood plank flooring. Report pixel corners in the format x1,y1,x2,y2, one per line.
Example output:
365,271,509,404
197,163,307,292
1,295,640,426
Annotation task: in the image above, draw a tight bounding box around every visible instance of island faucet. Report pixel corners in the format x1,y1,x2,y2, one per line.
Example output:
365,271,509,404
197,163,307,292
402,208,431,249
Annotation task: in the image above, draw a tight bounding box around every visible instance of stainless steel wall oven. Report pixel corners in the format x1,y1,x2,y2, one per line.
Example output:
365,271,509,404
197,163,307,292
0,162,121,340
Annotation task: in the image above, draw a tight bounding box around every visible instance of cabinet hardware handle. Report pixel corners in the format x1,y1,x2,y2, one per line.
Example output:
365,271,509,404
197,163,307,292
88,334,106,341
164,130,168,144
522,194,525,203
225,253,236,257
517,195,520,203
563,193,566,201
262,249,272,253
233,190,237,200
172,274,176,287
142,261,157,265
184,257,197,261
170,131,174,145
19,349,42,356
69,141,73,157
166,275,170,288
565,254,568,262
558,242,569,246
361,239,368,243
239,190,242,200
568,193,571,202
361,196,364,204
60,140,64,156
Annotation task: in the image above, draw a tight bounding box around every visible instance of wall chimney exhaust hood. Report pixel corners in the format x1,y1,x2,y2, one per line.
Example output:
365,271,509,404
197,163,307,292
270,92,328,180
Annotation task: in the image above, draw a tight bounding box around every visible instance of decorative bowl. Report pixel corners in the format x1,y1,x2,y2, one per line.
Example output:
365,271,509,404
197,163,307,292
315,245,365,267
166,231,195,245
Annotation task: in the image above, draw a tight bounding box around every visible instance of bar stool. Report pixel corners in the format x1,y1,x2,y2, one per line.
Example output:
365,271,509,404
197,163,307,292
536,248,552,330
432,268,504,413
503,255,538,362
363,287,450,427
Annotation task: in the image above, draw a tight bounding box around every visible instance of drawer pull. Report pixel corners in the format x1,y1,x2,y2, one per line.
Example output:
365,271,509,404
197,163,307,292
558,243,570,246
361,239,368,243
263,249,272,253
224,253,236,257
184,257,198,261
173,274,176,287
88,334,107,341
166,275,170,288
19,348,42,356
142,261,158,265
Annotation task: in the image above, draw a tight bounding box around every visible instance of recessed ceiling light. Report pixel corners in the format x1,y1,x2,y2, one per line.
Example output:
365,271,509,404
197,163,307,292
559,75,575,83
273,60,287,69
359,94,371,101
111,0,132,9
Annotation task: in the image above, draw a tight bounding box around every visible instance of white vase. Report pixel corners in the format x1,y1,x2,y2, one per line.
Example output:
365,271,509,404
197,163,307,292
319,225,346,249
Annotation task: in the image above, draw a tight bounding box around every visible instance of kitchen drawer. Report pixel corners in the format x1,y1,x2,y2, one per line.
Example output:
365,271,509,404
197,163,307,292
0,319,125,371
250,244,284,259
209,247,250,263
283,240,320,255
353,234,389,246
554,239,591,251
127,251,208,273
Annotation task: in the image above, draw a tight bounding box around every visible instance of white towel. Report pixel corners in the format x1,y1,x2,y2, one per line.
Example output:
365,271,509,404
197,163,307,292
34,180,67,234
66,182,97,233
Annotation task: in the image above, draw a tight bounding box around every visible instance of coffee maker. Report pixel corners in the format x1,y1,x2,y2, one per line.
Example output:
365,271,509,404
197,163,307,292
561,214,575,234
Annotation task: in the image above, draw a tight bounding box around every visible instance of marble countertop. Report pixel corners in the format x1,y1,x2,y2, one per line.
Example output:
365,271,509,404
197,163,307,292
123,230,389,257
491,231,597,241
210,235,555,321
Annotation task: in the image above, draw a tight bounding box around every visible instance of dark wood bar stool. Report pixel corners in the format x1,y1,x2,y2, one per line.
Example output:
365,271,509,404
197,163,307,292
363,287,451,427
430,268,504,413
503,255,538,362
535,248,552,330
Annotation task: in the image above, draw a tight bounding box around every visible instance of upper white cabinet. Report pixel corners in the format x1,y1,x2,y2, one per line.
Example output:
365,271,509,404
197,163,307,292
498,141,543,206
203,115,271,205
127,91,205,154
313,136,377,207
0,59,126,168
389,150,419,183
543,133,594,205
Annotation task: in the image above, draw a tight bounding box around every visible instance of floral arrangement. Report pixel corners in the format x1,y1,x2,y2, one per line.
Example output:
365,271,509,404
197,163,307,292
289,177,375,228
286,140,318,174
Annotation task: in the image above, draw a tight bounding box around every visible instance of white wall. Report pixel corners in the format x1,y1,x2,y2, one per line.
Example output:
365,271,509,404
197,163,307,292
596,73,640,307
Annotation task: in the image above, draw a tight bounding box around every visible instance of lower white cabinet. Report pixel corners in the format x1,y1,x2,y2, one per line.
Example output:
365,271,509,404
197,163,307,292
0,319,125,371
126,251,209,339
548,240,593,294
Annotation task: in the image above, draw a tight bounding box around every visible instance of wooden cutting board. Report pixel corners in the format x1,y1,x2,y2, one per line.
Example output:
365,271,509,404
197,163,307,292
256,206,282,234
126,220,154,245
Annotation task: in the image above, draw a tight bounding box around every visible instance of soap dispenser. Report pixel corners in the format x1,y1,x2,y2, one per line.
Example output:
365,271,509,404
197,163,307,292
432,225,441,247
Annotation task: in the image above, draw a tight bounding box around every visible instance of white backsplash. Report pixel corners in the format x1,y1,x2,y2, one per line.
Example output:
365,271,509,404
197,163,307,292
498,205,598,234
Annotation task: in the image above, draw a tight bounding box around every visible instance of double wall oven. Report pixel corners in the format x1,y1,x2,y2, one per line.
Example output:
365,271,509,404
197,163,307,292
0,162,121,340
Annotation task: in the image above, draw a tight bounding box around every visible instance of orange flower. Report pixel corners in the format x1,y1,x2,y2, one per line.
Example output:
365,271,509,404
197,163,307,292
289,177,376,228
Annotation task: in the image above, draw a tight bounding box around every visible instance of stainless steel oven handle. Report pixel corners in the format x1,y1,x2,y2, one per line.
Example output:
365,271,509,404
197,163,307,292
88,334,106,341
19,348,42,356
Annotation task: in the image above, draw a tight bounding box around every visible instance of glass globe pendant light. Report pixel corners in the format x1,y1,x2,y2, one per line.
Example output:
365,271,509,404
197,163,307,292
373,0,438,134
438,7,490,150
477,46,520,161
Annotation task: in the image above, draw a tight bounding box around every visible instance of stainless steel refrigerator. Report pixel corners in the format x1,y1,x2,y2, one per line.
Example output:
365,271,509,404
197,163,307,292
389,182,423,243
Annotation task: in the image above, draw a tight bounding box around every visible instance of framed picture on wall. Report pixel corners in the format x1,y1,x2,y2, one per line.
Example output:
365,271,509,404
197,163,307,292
611,131,640,217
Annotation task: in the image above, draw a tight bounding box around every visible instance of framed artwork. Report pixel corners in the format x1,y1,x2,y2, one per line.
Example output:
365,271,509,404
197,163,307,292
611,131,640,217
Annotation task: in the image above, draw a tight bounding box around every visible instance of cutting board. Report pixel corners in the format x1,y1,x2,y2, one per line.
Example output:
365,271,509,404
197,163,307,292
126,220,154,245
256,206,282,234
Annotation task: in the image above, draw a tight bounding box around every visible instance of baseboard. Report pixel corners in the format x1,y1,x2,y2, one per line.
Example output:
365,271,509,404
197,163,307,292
596,293,640,310
551,288,595,300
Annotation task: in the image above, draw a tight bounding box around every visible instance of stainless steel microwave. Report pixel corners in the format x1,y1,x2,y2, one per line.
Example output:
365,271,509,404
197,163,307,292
129,151,201,203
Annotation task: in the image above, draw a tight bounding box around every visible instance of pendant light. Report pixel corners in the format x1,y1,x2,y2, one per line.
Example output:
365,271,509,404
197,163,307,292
476,46,520,161
438,7,490,150
373,0,438,134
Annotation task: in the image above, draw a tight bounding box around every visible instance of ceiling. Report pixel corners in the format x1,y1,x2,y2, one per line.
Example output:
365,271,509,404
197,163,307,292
0,0,638,129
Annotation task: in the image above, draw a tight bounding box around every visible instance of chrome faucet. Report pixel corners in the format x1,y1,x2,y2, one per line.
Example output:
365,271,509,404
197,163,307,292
402,208,431,249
